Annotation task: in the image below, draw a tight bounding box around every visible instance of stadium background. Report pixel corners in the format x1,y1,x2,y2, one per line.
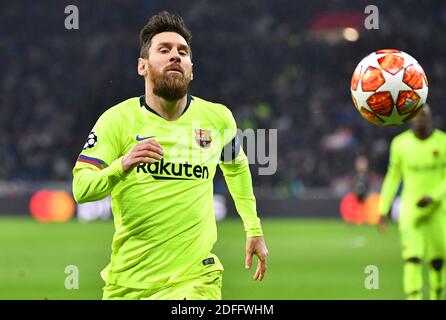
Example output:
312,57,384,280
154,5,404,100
1,0,445,299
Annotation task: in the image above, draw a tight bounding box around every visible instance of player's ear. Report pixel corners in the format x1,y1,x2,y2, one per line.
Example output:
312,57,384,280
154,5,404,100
137,58,148,77
191,63,194,81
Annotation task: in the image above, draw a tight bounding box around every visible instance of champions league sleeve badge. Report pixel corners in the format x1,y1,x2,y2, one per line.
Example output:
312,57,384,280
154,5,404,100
83,131,98,150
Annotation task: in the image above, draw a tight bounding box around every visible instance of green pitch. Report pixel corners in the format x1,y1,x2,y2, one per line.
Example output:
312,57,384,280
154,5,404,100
0,217,407,300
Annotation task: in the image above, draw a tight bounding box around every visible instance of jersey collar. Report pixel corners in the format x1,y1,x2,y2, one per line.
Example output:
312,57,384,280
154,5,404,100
139,95,193,119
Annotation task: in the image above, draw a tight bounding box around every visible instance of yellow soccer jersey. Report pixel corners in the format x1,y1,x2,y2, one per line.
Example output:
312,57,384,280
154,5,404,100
379,129,446,228
72,95,263,289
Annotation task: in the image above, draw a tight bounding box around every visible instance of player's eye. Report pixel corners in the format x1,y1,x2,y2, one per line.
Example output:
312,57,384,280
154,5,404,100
159,48,169,54
179,50,188,56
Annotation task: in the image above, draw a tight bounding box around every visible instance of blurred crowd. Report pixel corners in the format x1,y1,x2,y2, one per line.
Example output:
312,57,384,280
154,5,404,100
1,0,445,195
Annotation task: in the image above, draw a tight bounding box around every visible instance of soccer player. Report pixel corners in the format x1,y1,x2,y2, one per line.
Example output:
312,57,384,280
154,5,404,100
72,11,268,300
378,105,446,300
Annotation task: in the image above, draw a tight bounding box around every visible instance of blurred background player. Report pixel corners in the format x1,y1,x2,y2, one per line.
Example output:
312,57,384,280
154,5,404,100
378,104,446,300
353,155,370,202
72,11,268,300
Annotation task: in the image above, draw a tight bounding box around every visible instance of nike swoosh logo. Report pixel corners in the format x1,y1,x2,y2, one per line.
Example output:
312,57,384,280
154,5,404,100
136,135,156,141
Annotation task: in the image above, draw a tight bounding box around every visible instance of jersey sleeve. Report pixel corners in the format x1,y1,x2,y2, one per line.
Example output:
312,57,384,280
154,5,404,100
430,136,446,202
72,108,129,203
378,138,403,216
218,107,263,237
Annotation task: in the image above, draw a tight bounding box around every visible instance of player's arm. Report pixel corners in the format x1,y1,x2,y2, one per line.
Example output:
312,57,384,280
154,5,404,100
377,138,402,231
427,144,446,205
72,110,124,203
218,109,268,281
73,159,129,204
73,139,163,203
72,110,163,203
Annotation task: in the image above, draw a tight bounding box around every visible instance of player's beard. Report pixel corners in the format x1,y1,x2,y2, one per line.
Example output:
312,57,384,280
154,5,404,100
149,64,191,101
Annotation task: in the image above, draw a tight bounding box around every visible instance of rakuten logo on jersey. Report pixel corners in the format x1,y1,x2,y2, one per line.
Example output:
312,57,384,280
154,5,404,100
136,159,209,180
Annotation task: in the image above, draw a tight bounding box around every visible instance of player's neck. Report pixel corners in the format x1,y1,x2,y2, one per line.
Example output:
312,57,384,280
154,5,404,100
145,92,187,121
413,127,433,140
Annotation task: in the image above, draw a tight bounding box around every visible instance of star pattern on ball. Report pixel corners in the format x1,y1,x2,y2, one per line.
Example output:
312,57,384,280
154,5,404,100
378,106,413,126
351,78,374,112
350,50,428,126
376,67,412,102
414,76,429,107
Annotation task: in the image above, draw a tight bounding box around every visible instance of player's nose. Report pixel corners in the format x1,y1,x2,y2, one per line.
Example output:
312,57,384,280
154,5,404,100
169,49,181,62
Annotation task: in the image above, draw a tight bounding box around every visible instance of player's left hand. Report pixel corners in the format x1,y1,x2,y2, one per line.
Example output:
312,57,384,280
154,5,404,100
417,196,433,208
377,216,388,234
245,236,269,281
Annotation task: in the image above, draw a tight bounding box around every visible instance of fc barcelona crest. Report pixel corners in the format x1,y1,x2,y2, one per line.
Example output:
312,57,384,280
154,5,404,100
194,129,212,148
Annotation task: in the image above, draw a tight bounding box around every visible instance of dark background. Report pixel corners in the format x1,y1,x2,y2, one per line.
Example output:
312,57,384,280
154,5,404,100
1,0,444,196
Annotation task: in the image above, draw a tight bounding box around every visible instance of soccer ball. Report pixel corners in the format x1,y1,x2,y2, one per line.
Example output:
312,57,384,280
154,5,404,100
350,49,428,126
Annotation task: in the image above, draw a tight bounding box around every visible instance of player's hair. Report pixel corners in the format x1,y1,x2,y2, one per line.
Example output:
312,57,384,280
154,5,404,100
139,11,192,59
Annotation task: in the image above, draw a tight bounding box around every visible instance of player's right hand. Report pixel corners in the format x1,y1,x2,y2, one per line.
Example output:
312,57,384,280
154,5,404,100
377,215,388,234
121,139,164,172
